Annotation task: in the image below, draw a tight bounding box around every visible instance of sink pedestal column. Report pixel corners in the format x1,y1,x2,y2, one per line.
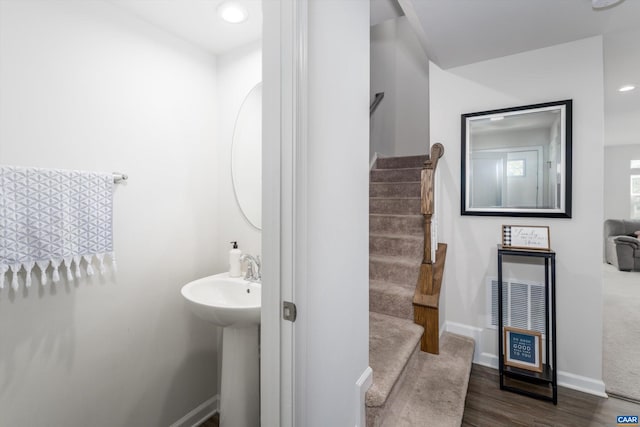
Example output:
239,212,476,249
220,325,259,427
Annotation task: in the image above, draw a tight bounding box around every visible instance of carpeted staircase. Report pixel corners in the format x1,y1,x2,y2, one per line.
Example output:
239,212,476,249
367,154,475,427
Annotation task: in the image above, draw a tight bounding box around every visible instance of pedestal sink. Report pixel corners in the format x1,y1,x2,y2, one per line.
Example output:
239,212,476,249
181,273,261,427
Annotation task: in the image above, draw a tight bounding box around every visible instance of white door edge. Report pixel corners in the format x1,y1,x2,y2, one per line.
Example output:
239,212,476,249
262,0,308,426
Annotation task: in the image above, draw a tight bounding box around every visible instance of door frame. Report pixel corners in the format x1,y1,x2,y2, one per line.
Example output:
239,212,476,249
261,0,308,425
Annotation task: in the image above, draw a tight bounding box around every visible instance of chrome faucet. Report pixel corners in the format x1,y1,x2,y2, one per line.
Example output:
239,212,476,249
240,254,261,283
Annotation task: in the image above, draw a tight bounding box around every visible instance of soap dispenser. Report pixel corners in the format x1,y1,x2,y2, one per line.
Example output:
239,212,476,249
229,241,242,277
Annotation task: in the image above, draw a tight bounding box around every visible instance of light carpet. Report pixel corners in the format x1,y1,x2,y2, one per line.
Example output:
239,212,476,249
380,333,475,427
603,263,640,401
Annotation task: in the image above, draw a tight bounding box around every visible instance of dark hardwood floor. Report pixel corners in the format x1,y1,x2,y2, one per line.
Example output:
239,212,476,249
201,365,640,426
200,412,219,427
463,364,640,427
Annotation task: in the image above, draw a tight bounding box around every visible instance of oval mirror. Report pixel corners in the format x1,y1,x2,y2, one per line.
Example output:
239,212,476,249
231,82,262,229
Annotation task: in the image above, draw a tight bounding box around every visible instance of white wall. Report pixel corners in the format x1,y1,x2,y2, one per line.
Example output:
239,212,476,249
0,1,220,425
431,36,606,394
216,42,262,264
214,41,262,397
605,144,640,220
301,0,370,425
370,16,429,161
604,27,640,148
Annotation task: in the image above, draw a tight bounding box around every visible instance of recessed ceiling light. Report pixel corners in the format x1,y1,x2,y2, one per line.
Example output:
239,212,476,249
619,85,636,92
490,116,504,121
217,1,248,24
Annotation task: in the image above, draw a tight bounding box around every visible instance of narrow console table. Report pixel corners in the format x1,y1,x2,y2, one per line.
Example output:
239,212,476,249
497,244,557,404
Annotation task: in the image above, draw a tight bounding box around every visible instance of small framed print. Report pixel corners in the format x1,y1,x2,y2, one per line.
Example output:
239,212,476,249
503,327,543,373
502,225,550,251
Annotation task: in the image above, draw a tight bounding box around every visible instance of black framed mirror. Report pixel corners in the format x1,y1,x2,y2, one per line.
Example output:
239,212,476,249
461,100,572,218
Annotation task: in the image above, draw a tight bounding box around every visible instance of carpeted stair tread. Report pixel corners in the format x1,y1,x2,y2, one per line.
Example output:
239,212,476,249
369,254,421,267
367,154,474,427
370,214,424,235
370,234,422,259
369,280,415,320
369,213,422,219
370,197,421,215
369,232,424,242
370,168,422,183
369,278,417,289
379,333,475,427
370,181,421,198
376,155,428,170
369,197,421,200
367,312,424,408
370,255,420,286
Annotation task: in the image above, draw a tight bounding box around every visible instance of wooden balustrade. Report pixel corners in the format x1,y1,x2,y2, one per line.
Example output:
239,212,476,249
413,143,447,354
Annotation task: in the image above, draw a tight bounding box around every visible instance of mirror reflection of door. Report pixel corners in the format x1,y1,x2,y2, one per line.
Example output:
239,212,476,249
505,149,541,208
471,154,503,207
471,147,543,209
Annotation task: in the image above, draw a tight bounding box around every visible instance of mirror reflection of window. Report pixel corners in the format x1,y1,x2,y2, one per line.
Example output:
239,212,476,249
507,159,525,177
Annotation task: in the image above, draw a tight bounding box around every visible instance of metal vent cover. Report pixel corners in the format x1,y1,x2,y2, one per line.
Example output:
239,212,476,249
487,277,546,336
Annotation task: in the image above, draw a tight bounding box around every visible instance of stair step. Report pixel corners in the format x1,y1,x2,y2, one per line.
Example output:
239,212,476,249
370,255,420,287
367,155,472,427
370,234,422,259
370,181,421,198
370,168,422,183
370,214,423,235
366,312,424,412
369,280,414,320
376,155,428,170
377,333,475,427
370,198,421,215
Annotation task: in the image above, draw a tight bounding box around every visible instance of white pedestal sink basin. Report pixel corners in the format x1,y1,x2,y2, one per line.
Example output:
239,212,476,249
181,273,261,327
181,273,261,427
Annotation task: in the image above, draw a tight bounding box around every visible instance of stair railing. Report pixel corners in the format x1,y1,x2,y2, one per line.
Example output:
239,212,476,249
370,92,385,116
413,143,447,354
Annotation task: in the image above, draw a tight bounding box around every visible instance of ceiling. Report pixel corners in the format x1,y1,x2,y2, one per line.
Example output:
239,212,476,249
395,0,639,146
604,26,640,146
407,0,640,70
109,0,637,146
371,0,403,27
108,0,262,55
471,110,560,135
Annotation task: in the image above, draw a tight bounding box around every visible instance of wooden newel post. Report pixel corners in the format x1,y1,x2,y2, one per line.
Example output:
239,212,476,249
413,143,446,354
421,143,444,259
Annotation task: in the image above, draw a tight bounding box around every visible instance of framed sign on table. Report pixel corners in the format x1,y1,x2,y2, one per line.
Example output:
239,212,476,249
502,225,550,251
503,326,543,373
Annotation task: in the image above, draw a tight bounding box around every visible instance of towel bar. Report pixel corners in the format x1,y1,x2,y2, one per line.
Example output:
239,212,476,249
113,172,128,184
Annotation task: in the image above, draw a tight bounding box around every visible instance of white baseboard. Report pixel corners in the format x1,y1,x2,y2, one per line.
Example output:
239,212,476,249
369,152,379,170
476,352,498,369
355,366,373,427
558,371,607,397
444,321,483,364
169,394,219,427
444,321,608,398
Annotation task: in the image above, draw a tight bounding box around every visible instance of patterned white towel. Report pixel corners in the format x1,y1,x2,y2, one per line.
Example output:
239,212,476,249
0,166,115,290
